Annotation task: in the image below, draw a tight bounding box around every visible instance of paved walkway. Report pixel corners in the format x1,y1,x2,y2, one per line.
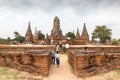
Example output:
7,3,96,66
44,54,81,80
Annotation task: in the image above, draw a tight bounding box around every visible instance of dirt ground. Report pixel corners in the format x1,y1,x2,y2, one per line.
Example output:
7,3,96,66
0,54,120,80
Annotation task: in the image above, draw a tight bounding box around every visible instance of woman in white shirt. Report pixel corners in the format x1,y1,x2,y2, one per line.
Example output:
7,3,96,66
55,51,60,66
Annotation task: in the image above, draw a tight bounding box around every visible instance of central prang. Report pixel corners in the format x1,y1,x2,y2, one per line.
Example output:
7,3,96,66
51,16,63,39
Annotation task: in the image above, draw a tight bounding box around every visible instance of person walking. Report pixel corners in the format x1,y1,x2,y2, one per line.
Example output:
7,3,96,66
51,49,55,64
55,51,60,66
59,43,62,52
56,44,59,52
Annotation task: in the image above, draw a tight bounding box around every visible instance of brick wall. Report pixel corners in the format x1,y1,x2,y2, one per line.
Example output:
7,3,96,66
0,45,53,76
68,45,120,52
68,47,120,77
72,40,85,45
1,45,120,77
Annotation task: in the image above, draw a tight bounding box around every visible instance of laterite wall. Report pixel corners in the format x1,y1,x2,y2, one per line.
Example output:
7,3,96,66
68,46,120,77
0,45,54,76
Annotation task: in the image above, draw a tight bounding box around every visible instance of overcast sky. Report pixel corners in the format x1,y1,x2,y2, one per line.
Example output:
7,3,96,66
0,0,120,39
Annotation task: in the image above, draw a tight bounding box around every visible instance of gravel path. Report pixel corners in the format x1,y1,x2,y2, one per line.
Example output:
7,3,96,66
44,54,82,80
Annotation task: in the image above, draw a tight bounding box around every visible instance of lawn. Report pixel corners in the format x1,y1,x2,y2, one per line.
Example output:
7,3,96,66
0,67,20,80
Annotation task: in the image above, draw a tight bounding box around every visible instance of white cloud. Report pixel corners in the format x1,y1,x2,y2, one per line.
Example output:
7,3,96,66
0,0,120,39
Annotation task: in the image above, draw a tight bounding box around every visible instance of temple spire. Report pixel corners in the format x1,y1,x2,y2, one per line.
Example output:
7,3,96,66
75,27,80,39
25,22,34,44
51,16,62,39
81,23,89,36
81,23,89,42
26,22,32,35
34,27,38,40
28,21,30,27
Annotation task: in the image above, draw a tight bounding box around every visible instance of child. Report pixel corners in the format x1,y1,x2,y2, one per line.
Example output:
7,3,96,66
55,51,60,66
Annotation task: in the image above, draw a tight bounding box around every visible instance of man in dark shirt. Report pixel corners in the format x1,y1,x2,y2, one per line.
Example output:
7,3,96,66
51,49,55,64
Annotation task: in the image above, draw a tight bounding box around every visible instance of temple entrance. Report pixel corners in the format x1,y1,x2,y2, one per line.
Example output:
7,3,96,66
46,54,77,80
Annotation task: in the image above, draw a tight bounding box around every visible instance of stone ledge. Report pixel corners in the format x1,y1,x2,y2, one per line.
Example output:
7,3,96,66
0,47,52,76
68,49,120,77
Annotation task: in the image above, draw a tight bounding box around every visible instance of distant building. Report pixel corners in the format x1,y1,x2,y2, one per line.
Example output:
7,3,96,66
72,23,89,45
24,16,89,45
24,22,34,44
33,27,38,44
51,16,63,39
75,27,81,39
80,23,89,43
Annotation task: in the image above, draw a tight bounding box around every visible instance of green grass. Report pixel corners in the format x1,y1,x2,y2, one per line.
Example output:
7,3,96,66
0,67,9,74
0,67,20,80
116,69,120,75
107,69,120,80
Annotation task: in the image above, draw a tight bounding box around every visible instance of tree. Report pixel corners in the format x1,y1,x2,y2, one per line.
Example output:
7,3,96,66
66,32,75,40
0,38,9,44
37,31,45,39
111,38,118,45
92,25,112,43
7,37,11,42
118,38,120,42
13,31,25,43
14,31,20,38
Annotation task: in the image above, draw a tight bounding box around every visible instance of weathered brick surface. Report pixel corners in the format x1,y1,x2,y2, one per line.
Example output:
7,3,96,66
68,46,120,53
0,45,52,76
72,40,85,45
68,48,120,77
1,45,120,77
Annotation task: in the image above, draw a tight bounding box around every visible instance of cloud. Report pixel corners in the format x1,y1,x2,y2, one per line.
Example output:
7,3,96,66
0,0,120,39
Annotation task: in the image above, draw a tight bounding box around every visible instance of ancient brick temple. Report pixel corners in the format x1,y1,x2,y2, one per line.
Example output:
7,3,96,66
51,16,63,39
48,16,67,44
75,28,81,39
33,27,38,44
73,23,89,45
24,16,89,45
24,22,34,44
80,23,89,43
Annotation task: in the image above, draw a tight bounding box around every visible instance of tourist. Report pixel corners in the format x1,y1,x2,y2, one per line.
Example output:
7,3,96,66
56,42,59,52
55,51,60,66
51,49,55,64
84,47,87,51
65,43,69,48
59,43,62,51
56,41,62,52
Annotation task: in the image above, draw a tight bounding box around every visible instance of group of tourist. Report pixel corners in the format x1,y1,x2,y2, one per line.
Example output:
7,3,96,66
51,42,62,66
51,49,60,66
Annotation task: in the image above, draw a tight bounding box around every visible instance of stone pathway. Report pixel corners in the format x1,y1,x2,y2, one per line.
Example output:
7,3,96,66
44,54,80,80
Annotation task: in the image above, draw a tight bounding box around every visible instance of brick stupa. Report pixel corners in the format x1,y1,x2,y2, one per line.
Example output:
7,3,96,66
25,22,34,44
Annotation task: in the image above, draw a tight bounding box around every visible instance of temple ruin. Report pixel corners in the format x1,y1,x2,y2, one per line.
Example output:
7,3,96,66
24,16,89,45
51,16,63,39
0,45,120,77
25,22,34,44
0,16,120,78
68,46,120,77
